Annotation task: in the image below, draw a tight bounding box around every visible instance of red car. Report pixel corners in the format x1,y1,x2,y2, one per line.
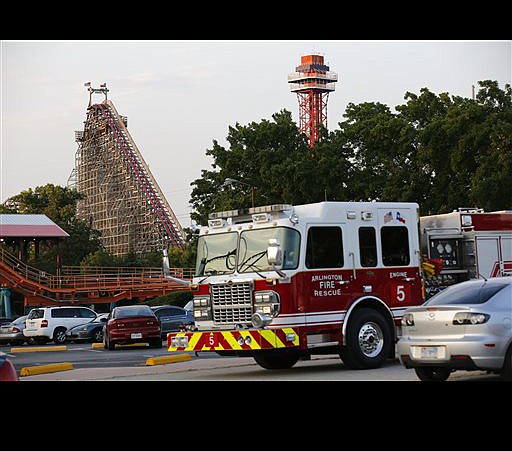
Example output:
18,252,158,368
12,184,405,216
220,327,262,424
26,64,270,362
0,352,19,381
103,305,162,350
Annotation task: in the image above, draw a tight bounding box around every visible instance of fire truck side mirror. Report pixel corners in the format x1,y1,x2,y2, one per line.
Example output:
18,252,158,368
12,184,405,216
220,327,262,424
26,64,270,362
267,239,283,267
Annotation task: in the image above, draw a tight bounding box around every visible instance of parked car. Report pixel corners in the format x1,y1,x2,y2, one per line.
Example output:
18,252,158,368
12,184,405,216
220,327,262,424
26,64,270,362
398,277,512,381
23,306,98,344
0,352,19,381
103,305,162,350
0,317,19,326
0,315,29,346
65,313,109,343
151,305,194,338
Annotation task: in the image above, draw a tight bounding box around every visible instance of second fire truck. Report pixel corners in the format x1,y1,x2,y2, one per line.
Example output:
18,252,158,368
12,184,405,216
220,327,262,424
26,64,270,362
167,201,425,370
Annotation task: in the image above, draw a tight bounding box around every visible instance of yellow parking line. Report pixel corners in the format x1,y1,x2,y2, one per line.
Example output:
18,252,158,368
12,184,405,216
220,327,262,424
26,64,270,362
145,354,192,366
19,362,74,377
11,345,67,353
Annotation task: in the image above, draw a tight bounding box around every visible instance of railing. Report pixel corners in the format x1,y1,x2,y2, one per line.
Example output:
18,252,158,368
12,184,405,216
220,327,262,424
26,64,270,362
0,247,194,292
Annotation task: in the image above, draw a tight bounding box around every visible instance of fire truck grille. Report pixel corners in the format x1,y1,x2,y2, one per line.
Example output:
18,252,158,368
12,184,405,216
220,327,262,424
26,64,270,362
211,282,253,325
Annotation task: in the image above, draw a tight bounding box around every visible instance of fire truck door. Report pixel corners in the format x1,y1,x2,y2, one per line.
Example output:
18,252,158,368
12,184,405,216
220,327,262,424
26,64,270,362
475,236,510,278
303,224,349,326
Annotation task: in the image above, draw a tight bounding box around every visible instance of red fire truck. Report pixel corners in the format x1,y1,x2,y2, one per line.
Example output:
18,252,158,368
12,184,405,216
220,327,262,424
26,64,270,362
420,208,512,297
167,201,425,370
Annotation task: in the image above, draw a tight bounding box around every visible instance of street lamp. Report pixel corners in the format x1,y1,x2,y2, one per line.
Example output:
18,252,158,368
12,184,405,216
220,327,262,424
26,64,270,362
224,178,255,208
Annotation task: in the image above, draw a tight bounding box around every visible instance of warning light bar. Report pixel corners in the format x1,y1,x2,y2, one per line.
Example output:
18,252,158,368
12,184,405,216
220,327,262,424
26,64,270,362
208,204,292,220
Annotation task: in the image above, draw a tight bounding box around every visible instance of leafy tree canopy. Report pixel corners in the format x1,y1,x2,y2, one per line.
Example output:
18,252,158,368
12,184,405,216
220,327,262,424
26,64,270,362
190,80,511,222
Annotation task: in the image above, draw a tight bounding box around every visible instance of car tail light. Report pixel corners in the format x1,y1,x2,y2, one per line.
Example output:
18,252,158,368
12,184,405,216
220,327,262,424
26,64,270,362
452,313,490,325
12,327,20,333
41,320,48,328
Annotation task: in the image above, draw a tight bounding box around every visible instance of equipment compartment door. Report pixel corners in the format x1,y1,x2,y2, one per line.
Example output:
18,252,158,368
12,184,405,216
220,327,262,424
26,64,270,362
475,236,500,278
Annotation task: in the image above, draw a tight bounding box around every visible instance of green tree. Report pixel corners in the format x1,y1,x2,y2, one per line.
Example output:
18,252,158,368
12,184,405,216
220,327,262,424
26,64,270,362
1,184,103,272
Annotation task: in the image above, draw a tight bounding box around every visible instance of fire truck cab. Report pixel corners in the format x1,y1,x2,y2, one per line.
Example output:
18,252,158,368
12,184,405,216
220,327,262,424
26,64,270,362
420,208,512,297
168,201,424,370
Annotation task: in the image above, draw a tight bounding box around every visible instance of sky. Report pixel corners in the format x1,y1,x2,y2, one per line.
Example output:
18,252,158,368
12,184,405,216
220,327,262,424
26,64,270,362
1,40,511,228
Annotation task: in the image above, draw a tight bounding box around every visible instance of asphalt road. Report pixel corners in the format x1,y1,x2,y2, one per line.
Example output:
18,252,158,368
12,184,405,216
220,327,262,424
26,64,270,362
1,340,502,381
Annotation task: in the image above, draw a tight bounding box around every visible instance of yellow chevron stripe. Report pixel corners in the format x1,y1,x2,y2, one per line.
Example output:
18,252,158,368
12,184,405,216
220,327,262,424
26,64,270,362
260,329,277,347
222,331,241,350
188,332,202,350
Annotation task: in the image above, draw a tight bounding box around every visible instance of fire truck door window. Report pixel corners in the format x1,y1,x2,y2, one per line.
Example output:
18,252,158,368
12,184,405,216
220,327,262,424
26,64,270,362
306,226,344,269
359,227,377,267
381,226,410,266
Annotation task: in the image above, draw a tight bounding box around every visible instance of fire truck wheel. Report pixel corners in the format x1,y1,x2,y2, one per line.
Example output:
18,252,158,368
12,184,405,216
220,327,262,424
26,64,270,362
340,308,392,370
254,352,299,370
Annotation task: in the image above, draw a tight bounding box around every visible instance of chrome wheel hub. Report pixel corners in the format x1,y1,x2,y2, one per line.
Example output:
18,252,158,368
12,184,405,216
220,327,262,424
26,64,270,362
358,322,384,358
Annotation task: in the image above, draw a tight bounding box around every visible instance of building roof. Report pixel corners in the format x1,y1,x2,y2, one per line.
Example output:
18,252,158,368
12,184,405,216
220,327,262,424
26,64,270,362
0,214,69,238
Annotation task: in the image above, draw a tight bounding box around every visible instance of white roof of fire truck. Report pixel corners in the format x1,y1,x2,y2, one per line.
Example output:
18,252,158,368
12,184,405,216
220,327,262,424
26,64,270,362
204,201,419,233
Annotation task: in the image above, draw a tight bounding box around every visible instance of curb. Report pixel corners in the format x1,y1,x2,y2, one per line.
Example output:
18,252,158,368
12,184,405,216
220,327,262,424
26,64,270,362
146,354,192,366
19,362,74,377
11,345,67,353
91,342,150,349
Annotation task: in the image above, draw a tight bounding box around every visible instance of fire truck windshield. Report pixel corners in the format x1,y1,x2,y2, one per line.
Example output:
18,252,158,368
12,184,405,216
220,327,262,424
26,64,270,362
196,232,238,276
195,227,300,277
238,227,300,273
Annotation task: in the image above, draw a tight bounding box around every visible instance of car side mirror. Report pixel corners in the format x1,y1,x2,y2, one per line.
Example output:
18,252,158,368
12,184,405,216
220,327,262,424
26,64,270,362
267,238,282,267
100,317,107,322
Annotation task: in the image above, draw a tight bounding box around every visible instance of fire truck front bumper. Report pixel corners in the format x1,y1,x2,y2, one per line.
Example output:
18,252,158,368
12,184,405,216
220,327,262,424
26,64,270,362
167,328,299,352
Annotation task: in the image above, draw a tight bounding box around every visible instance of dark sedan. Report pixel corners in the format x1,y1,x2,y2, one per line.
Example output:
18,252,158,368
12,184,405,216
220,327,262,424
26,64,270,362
151,305,194,338
65,313,109,343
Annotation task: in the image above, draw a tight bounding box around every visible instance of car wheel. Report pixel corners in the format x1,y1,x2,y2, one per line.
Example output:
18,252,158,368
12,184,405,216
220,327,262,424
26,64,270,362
500,344,512,381
92,328,103,343
340,308,392,370
53,327,67,344
104,332,115,350
414,367,451,381
253,352,299,369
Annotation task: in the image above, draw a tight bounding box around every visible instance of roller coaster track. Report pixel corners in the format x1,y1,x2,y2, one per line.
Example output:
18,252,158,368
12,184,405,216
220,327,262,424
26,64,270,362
0,247,193,307
96,101,184,248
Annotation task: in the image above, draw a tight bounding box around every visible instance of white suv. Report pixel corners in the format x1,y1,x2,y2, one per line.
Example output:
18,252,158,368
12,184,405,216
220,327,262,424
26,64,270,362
24,306,97,344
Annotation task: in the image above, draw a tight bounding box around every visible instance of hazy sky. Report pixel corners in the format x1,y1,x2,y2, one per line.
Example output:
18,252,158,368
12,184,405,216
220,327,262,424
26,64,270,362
1,40,511,227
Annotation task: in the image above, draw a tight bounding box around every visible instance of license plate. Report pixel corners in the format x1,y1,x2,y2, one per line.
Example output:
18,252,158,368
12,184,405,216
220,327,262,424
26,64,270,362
131,333,142,339
420,346,442,359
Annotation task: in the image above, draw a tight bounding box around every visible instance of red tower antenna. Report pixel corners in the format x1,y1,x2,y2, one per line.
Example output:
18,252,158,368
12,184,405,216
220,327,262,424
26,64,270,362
288,54,338,149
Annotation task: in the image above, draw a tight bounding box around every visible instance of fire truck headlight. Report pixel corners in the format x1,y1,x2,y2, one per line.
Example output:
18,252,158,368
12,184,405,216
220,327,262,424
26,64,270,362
251,312,273,328
254,291,279,304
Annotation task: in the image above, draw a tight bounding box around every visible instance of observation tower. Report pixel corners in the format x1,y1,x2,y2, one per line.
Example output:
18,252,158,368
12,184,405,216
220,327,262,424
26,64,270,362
288,54,338,149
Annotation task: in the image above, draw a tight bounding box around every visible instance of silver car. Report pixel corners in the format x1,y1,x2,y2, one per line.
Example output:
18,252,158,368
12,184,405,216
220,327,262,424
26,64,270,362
398,277,512,381
0,315,28,346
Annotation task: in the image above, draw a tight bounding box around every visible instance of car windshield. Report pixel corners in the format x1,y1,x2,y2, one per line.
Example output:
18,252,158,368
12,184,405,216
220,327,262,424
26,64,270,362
114,306,153,318
424,279,510,306
12,316,26,325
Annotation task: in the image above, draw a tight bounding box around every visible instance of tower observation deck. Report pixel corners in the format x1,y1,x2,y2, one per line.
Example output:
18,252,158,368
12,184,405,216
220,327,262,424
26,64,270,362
288,54,338,148
72,85,185,257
